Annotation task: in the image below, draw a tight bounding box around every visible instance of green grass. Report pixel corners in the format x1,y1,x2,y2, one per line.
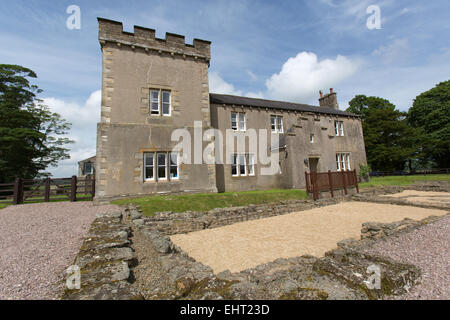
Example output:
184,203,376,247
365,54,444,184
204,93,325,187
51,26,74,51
112,189,309,216
360,174,450,188
0,194,92,211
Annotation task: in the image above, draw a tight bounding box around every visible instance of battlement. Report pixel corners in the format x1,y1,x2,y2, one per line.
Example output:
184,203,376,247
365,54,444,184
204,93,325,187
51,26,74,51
98,18,211,61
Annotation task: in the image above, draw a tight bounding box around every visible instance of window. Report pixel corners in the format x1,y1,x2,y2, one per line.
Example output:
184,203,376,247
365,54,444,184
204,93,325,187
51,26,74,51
83,162,93,175
239,113,246,131
144,153,155,180
310,134,315,144
335,121,344,136
150,90,160,115
150,89,171,116
239,154,247,176
336,153,351,171
231,154,238,176
231,154,255,177
231,112,246,131
341,154,346,171
169,152,179,179
157,153,167,180
271,115,283,133
248,154,255,176
162,91,171,116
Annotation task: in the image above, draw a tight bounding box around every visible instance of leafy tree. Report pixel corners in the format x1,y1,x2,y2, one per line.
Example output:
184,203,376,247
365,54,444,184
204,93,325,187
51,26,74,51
0,64,73,182
347,95,419,172
408,80,450,168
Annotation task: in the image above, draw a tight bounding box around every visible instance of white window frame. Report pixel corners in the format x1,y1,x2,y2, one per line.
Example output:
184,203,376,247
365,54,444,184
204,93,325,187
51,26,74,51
335,121,344,136
157,153,167,181
232,112,246,131
169,152,179,180
271,115,284,133
239,154,247,176
339,121,345,136
144,152,155,181
150,89,171,116
247,154,255,176
231,154,239,176
231,112,238,131
310,134,315,144
162,90,171,116
150,90,160,115
239,113,246,132
336,153,350,172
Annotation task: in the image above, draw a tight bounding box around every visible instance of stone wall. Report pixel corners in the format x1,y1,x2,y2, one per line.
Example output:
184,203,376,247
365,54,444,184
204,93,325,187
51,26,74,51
62,210,142,300
123,202,431,300
134,198,343,235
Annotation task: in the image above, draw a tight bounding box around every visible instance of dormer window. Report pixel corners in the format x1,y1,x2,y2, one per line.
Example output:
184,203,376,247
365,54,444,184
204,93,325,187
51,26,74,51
150,89,171,116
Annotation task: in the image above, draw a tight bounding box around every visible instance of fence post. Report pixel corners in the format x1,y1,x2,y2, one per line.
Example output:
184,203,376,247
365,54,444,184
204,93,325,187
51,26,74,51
44,178,51,202
312,171,319,201
70,176,77,202
328,170,334,198
13,178,20,205
354,169,359,193
305,171,309,193
342,171,347,195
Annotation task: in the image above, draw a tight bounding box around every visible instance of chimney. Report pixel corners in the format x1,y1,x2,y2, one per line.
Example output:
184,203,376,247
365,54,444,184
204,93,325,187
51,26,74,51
318,88,339,110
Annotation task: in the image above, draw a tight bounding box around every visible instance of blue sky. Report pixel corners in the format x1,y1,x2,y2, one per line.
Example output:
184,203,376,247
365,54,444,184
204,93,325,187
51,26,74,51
1,0,449,176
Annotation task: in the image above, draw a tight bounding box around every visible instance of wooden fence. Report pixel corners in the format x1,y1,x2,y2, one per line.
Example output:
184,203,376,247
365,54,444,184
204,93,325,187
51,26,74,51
0,174,95,205
305,169,359,200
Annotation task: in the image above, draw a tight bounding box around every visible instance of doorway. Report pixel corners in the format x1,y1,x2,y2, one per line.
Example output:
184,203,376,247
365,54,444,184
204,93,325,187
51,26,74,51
309,157,319,172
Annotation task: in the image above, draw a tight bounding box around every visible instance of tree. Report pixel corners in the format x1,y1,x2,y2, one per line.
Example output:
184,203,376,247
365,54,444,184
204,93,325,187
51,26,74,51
346,95,419,172
0,64,73,182
408,80,450,168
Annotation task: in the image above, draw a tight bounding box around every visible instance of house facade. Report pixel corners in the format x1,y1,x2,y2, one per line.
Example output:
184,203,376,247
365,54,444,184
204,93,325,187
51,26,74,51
94,18,367,202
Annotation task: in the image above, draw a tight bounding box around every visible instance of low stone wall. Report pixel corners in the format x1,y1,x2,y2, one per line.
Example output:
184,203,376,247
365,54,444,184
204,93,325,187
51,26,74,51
361,214,448,240
124,202,435,300
133,198,343,236
62,210,142,300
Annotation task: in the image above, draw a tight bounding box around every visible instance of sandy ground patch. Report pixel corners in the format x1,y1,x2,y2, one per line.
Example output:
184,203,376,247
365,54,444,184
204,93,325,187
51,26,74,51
171,202,447,273
380,190,450,208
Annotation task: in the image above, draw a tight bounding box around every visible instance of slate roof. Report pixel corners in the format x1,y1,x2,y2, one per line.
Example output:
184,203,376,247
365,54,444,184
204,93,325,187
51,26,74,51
209,93,358,117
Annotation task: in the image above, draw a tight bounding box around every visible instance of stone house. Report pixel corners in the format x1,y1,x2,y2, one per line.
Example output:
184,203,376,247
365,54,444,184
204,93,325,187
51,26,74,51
93,18,367,202
78,155,96,178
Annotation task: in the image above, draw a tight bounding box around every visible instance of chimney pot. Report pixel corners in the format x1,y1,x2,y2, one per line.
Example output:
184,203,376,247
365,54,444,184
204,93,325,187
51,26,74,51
330,88,333,93
319,90,323,98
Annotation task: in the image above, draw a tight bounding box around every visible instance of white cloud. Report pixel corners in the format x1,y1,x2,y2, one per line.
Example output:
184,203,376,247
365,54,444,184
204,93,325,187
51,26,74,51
265,52,360,103
372,38,410,64
209,72,242,96
42,90,101,177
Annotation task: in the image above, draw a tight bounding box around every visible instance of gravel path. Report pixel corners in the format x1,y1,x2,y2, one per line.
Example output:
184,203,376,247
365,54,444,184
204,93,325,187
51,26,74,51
171,202,447,273
0,202,120,300
366,215,450,300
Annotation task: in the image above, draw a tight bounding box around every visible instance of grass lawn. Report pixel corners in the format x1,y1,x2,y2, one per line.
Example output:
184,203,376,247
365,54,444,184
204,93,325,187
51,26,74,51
112,189,309,216
0,195,92,211
360,174,450,188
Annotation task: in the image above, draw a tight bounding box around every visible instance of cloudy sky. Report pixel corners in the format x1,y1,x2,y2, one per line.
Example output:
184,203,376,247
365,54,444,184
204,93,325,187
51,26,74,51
0,0,449,177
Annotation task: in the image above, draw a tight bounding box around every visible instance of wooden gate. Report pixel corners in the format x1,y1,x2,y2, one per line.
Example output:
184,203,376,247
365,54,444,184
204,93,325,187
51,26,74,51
305,169,359,200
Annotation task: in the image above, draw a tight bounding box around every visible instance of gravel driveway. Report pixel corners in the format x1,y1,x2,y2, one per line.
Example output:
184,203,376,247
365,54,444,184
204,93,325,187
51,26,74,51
0,202,120,300
366,215,449,300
